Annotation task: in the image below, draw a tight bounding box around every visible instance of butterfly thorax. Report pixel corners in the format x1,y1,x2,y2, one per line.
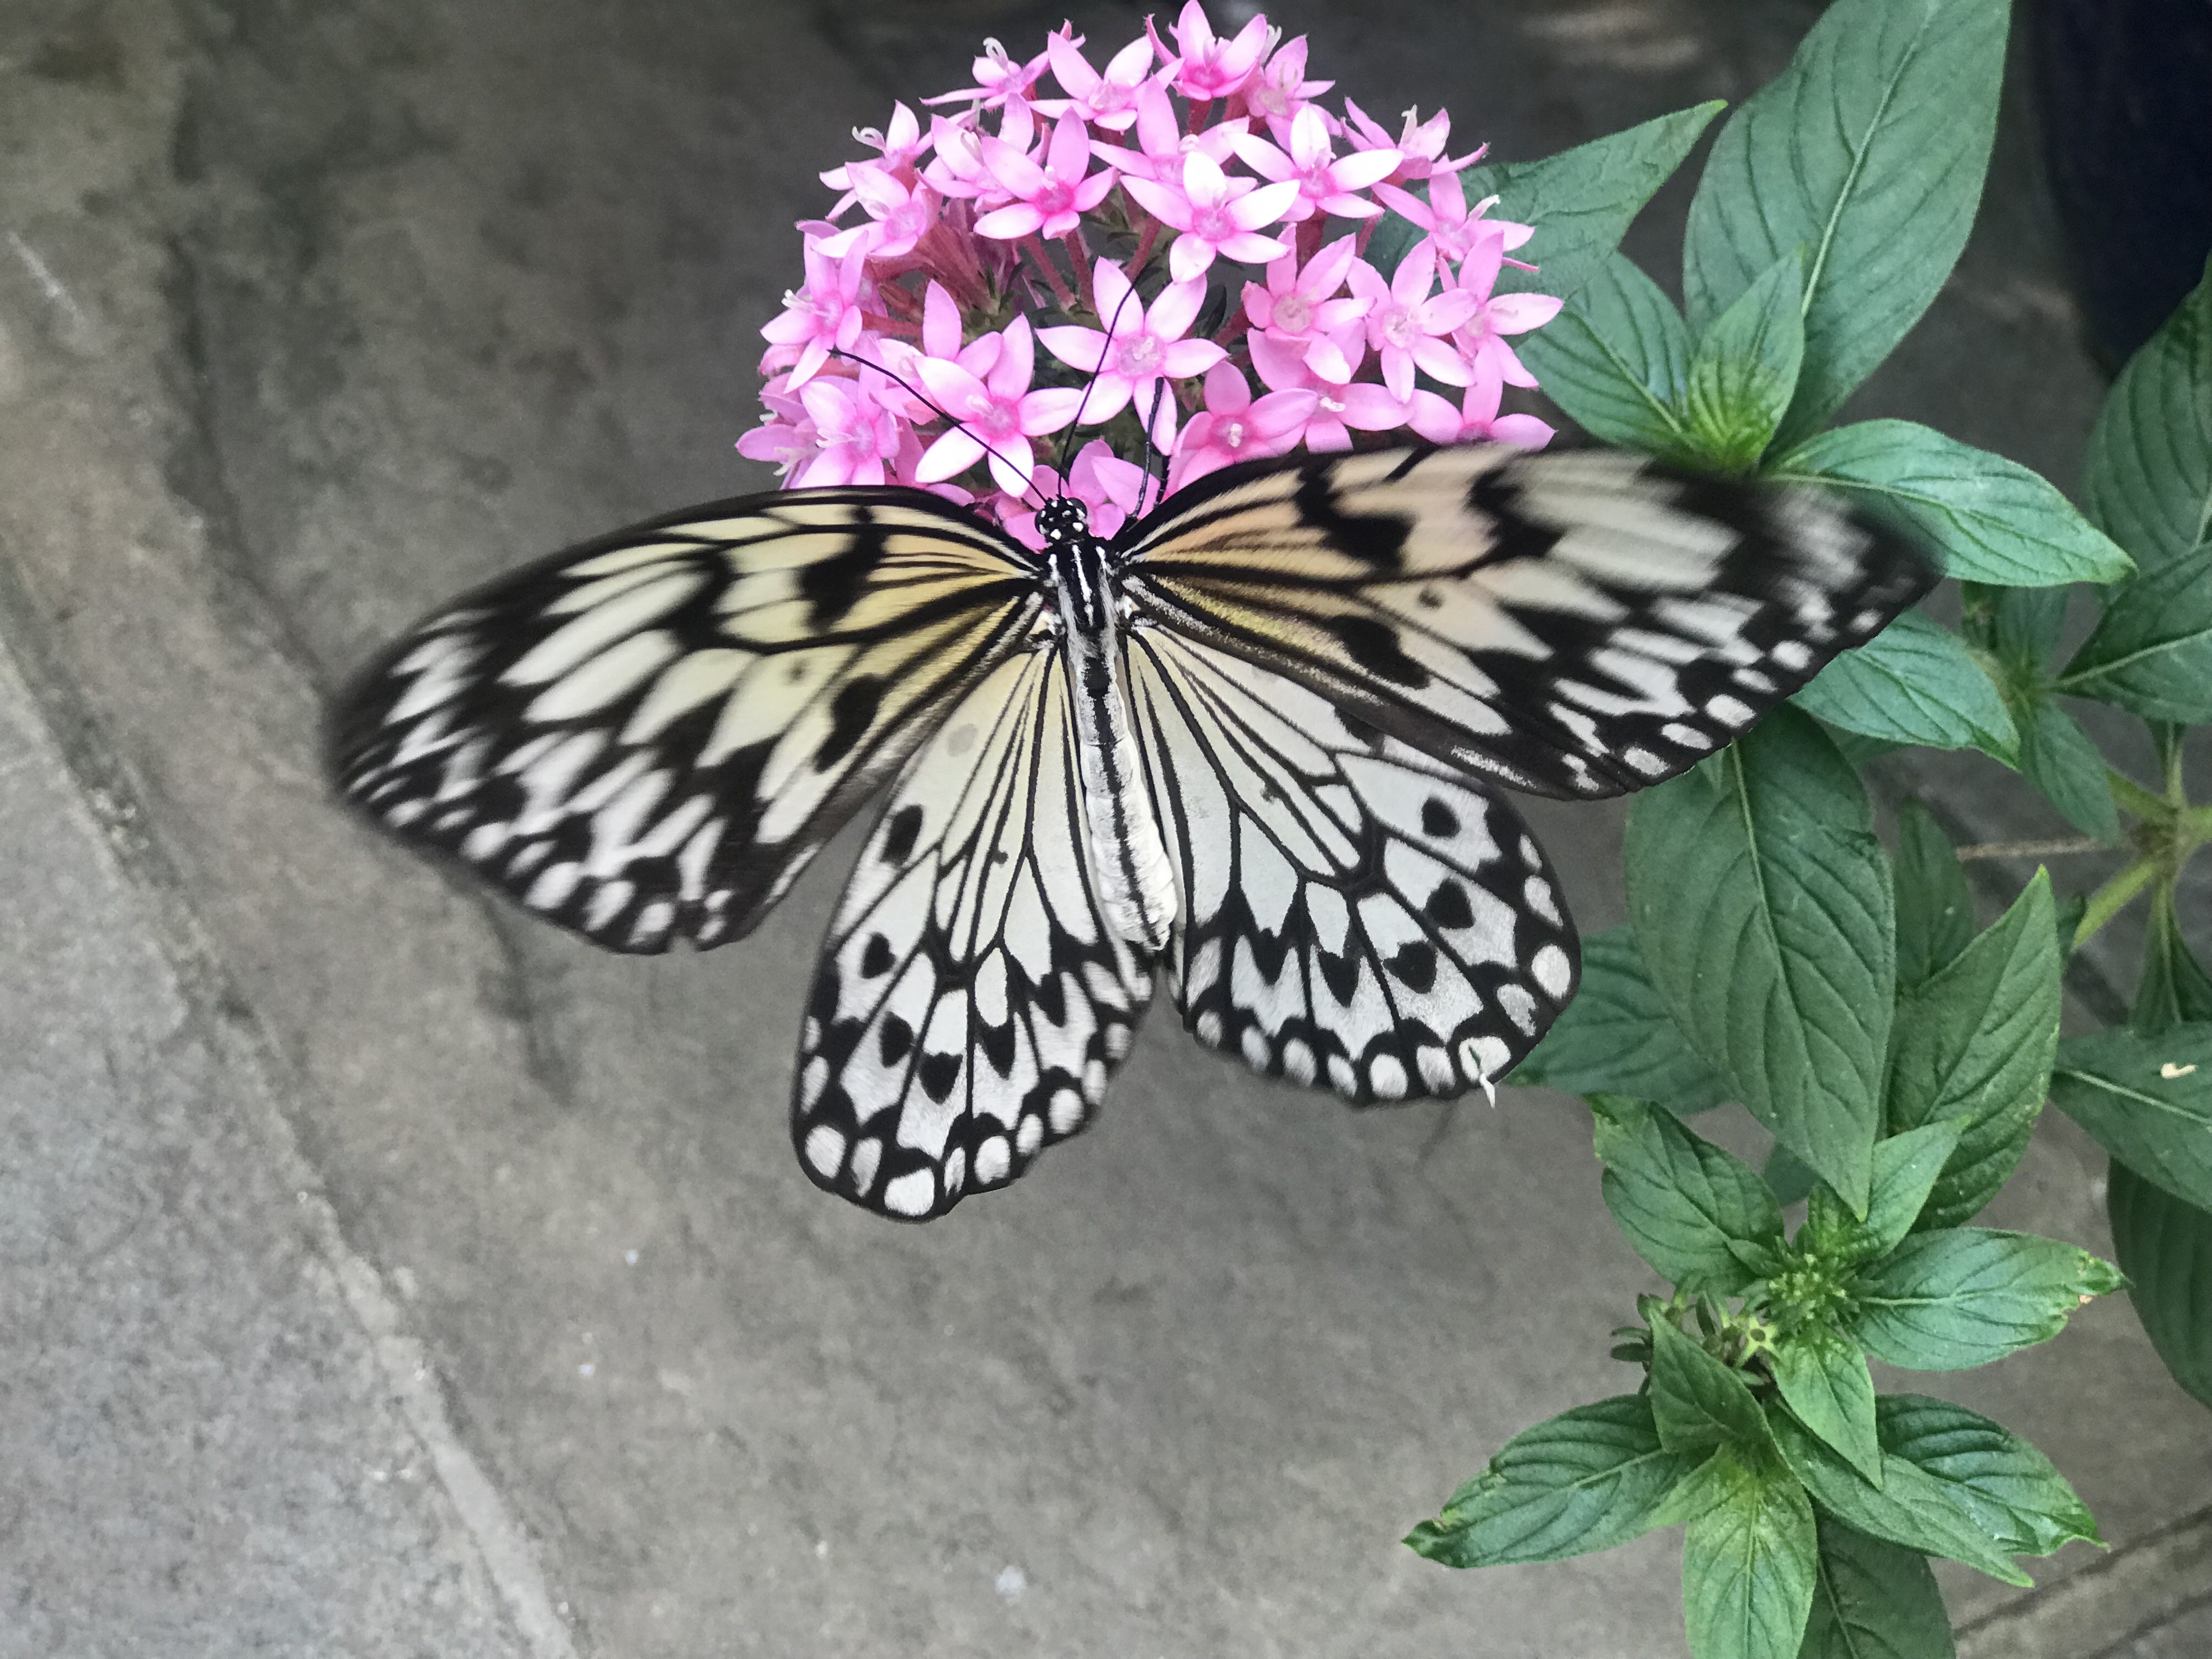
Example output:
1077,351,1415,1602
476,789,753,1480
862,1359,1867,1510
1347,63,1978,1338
1039,503,1178,953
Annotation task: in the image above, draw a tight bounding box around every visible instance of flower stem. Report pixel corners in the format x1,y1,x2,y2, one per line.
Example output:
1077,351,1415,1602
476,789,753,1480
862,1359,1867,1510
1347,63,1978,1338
1063,232,1096,315
1955,836,2116,862
1022,233,1077,312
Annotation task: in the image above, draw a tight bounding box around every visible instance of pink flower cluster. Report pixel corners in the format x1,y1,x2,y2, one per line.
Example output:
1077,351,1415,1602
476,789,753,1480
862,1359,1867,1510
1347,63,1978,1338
740,4,1560,546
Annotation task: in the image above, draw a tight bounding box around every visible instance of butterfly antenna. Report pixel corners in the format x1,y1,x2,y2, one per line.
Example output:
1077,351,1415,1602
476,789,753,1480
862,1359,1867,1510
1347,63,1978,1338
1051,278,1144,494
824,345,1052,509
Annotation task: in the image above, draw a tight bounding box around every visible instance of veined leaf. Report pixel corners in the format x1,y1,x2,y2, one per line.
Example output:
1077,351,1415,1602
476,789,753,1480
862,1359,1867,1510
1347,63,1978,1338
1848,1228,2121,1369
1406,1395,1699,1566
1514,253,1699,454
2013,697,2121,841
1887,872,2061,1231
2050,1024,2212,1210
1893,799,1975,989
2131,888,2212,1035
1769,1325,1883,1486
1591,1096,1785,1292
1684,250,1806,470
2106,1161,2212,1410
1511,927,1733,1111
1628,711,1893,1211
2056,542,2212,724
1771,420,2133,585
2083,257,2212,573
1800,1517,1955,1659
1678,1442,1819,1659
1791,610,2017,762
1651,1317,1770,1453
1875,1395,2101,1554
1767,1404,2029,1584
1683,0,2008,445
1804,1121,1966,1263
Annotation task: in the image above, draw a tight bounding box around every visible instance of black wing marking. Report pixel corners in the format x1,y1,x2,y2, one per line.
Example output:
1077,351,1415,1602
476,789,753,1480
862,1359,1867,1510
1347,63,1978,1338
1127,627,1578,1103
329,488,1038,951
795,648,1156,1220
1118,444,1934,799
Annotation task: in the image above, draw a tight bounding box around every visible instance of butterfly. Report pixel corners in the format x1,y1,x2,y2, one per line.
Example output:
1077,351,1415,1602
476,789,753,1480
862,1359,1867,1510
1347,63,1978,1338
329,442,1932,1220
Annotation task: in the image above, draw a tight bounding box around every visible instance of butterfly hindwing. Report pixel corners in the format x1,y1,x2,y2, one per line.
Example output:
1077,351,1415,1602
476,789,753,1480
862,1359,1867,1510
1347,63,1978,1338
1127,627,1578,1104
1119,444,1934,800
795,648,1156,1220
330,488,1037,951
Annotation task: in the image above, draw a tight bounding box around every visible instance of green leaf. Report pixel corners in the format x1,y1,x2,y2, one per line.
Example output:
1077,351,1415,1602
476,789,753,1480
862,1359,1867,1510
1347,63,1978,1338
1771,421,2134,585
1799,1517,1955,1659
1848,1228,2123,1369
2106,1160,2212,1410
1651,1316,1771,1453
1369,103,1725,298
1767,1144,1823,1206
1679,1443,1819,1659
1682,0,2008,447
1983,582,2069,674
1593,1096,1787,1291
1407,1394,1700,1566
2013,698,2122,841
2056,543,2212,724
1770,1325,1884,1485
1515,254,1699,454
1893,799,1975,989
1684,250,1807,469
2083,257,2212,574
1875,1395,2102,1554
1805,1121,1967,1264
2132,889,2212,1035
1790,611,2017,762
1628,710,1894,1212
1886,872,2061,1230
1511,927,1733,1110
2050,1024,2212,1209
1766,1404,2031,1584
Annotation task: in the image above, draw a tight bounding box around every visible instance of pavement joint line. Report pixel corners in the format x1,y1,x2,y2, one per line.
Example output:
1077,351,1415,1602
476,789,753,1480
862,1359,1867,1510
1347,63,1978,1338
0,542,583,1659
1956,1502,2212,1659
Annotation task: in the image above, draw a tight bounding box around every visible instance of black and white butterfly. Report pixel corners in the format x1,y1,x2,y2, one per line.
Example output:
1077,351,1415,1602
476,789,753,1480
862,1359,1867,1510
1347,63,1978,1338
329,443,1931,1219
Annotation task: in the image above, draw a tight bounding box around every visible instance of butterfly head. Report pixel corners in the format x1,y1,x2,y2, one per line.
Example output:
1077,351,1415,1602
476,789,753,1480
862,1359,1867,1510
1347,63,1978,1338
1034,496,1091,545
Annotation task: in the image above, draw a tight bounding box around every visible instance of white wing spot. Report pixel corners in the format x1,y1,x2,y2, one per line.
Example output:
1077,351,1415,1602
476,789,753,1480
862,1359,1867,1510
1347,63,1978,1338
1532,944,1572,998
804,1124,846,1176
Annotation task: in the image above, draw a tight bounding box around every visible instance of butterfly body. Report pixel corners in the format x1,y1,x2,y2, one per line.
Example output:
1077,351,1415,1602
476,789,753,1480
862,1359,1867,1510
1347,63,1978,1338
331,442,1933,1220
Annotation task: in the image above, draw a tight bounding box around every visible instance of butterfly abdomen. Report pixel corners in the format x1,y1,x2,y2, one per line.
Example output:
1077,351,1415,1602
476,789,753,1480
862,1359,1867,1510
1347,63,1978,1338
1043,529,1178,953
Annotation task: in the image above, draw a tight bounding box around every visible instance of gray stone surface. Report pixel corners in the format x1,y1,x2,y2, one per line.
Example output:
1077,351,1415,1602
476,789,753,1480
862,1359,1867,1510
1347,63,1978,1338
2,1,2208,1656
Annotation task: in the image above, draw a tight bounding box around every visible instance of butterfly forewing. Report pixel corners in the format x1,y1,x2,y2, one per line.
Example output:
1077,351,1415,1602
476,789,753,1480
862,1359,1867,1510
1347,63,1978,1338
1127,628,1578,1103
1119,445,1934,799
795,648,1156,1220
330,489,1037,951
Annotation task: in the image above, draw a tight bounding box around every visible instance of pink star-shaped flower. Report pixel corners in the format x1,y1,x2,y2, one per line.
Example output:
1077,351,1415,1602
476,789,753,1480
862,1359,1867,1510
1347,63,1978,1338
1248,324,1406,453
1155,1,1273,101
820,102,933,211
788,369,907,488
1001,440,1153,549
923,37,1049,111
1166,360,1318,492
1122,149,1298,281
1346,244,1481,401
1036,29,1157,132
1233,105,1400,222
1402,374,1556,449
974,110,1117,241
1372,170,1532,272
1039,258,1226,449
909,314,1080,495
1242,234,1371,362
758,240,871,388
1341,99,1483,187
1088,81,1248,184
813,163,940,259
1240,36,1331,127
1449,238,1564,391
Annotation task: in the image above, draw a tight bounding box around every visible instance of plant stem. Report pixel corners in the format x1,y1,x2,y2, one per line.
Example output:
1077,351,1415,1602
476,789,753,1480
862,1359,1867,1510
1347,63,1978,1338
2074,856,2162,950
2108,766,2171,825
1956,837,2115,862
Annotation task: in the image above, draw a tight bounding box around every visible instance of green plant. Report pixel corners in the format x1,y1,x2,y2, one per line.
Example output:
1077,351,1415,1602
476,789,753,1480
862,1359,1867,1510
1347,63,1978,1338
1386,0,2212,1651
